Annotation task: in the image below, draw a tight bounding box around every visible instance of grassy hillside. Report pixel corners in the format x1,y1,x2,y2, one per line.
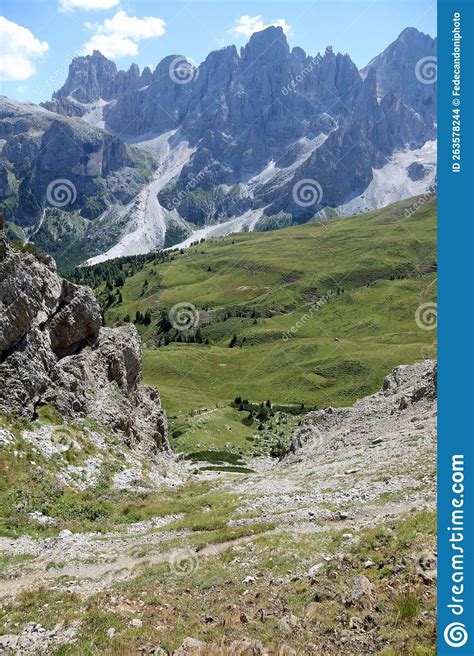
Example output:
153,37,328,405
69,196,437,458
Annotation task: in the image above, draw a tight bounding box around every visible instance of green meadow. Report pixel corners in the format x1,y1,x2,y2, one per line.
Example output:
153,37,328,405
71,196,437,457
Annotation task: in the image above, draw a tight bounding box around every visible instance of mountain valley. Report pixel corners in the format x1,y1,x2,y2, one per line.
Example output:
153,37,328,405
0,14,439,655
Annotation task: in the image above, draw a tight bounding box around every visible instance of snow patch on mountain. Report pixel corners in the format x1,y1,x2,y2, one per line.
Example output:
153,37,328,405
81,99,111,129
336,140,436,216
246,133,329,192
85,134,195,265
83,136,436,265
167,207,266,250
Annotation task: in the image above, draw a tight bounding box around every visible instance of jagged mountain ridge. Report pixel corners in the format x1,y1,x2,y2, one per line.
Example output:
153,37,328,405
49,51,152,108
1,26,436,264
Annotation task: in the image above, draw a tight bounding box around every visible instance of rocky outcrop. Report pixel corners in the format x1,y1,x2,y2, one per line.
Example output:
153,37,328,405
285,359,436,458
0,234,167,453
40,96,88,119
0,163,13,200
50,26,436,186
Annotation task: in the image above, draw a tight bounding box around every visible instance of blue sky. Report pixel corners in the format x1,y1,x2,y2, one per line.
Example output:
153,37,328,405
1,0,436,104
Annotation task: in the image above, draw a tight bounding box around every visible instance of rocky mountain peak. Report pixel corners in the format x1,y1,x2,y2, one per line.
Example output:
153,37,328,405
201,44,239,73
242,25,290,63
152,54,188,83
290,45,307,65
361,26,437,128
52,49,151,106
140,65,153,86
398,26,434,45
2,26,437,262
53,50,118,103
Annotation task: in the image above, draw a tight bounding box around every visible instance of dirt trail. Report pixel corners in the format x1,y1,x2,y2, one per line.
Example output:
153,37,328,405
0,496,431,601
0,533,267,600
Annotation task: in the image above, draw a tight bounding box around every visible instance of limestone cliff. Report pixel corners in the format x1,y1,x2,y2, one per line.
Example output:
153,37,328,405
0,234,167,454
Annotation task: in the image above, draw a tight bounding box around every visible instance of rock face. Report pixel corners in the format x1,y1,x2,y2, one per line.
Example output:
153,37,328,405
285,359,436,458
47,50,151,106
41,25,436,245
0,97,153,227
361,27,437,129
97,26,435,223
0,234,167,453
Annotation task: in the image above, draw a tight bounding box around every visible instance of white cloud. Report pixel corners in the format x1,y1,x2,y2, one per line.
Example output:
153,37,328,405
95,10,166,40
84,34,138,59
0,17,49,81
59,0,120,12
83,10,166,59
232,15,292,38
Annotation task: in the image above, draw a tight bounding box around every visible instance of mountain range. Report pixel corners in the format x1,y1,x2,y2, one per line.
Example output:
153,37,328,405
0,26,436,266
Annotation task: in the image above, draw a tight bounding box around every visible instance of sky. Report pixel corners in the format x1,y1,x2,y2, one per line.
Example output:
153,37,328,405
0,0,436,104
